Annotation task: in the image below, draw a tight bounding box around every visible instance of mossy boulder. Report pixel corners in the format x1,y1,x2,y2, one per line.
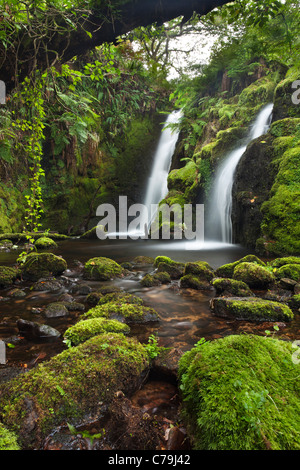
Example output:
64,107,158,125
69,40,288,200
210,297,293,322
140,272,171,287
21,252,67,281
212,278,253,297
178,334,300,450
0,266,19,288
63,318,130,346
35,237,58,249
82,302,159,324
0,334,150,449
215,255,266,278
271,256,300,269
180,274,211,290
97,292,144,306
0,423,20,450
183,261,214,281
83,257,123,281
233,262,275,288
132,256,155,265
44,302,69,318
154,254,185,279
274,264,300,282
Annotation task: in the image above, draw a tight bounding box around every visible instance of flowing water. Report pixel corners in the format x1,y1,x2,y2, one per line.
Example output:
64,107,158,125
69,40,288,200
206,103,274,243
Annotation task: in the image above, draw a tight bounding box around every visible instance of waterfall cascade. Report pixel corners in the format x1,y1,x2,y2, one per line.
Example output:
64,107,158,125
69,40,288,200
206,103,274,243
107,109,182,238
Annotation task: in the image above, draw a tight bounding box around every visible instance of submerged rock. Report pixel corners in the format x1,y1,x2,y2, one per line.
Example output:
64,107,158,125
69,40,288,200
210,296,293,322
17,319,61,340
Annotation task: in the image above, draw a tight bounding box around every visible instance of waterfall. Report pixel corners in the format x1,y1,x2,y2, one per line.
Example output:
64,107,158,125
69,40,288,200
106,109,182,238
206,103,273,243
142,109,183,231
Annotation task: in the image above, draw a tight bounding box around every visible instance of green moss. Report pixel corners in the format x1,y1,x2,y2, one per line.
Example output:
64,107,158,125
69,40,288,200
0,266,19,288
211,296,293,322
167,161,197,193
64,318,130,346
275,264,300,282
180,274,211,290
183,261,214,281
132,256,155,265
97,292,144,306
83,257,123,281
271,256,300,268
238,76,276,107
0,423,20,450
178,334,300,450
140,271,171,287
215,255,266,278
0,334,149,449
233,262,275,288
35,237,58,249
21,252,67,281
82,302,159,324
212,278,253,297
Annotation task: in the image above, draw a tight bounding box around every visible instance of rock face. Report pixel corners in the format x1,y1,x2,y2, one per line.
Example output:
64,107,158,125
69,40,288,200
232,135,276,248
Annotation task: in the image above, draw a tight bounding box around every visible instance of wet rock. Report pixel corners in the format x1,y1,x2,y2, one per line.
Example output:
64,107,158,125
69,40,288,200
166,426,189,451
32,277,63,292
44,302,69,318
153,348,184,380
233,262,275,288
180,275,212,290
132,256,155,265
7,288,26,298
35,237,58,249
278,278,297,291
58,293,74,303
17,319,61,340
64,302,85,312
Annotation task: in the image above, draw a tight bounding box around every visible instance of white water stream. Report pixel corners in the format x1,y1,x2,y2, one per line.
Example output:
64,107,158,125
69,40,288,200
205,103,274,243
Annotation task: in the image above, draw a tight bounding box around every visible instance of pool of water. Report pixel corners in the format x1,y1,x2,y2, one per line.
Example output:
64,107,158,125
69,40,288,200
0,238,299,370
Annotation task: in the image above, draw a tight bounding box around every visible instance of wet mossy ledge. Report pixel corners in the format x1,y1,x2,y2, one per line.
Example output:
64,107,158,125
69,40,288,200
178,334,300,450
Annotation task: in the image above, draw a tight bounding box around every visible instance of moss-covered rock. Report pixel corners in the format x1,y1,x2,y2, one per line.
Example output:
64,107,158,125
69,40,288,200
180,274,211,290
83,257,123,281
178,334,300,450
35,237,58,249
0,334,150,449
233,262,275,288
132,256,155,265
97,292,144,306
140,272,171,287
274,264,300,282
167,161,197,193
64,318,130,346
215,255,266,278
0,266,19,288
288,294,300,311
271,256,300,268
210,296,293,322
212,278,253,297
0,423,20,450
21,252,67,281
183,261,214,281
82,302,159,324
